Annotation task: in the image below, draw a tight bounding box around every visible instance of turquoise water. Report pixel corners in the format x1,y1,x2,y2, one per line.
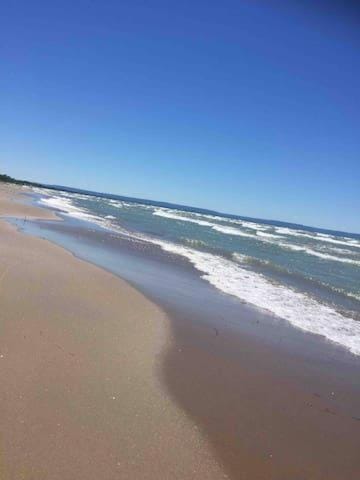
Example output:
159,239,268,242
35,186,360,355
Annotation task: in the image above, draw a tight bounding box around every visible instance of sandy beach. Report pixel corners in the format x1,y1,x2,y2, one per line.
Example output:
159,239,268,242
0,185,224,479
1,184,360,479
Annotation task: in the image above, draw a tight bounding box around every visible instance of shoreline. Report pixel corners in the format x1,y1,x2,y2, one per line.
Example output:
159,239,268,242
22,188,360,364
1,183,360,479
30,185,360,357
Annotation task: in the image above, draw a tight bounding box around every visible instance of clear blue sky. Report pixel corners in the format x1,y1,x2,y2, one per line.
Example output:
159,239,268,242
1,1,359,232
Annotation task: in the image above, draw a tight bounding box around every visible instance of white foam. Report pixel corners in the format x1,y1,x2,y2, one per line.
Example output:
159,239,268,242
212,225,255,238
322,246,356,256
154,207,270,231
153,209,214,227
347,291,360,302
153,209,360,265
146,239,360,356
232,252,250,263
40,196,99,222
40,196,125,236
316,233,360,248
107,200,136,208
256,231,284,239
42,196,359,267
36,190,360,356
275,227,302,236
59,192,90,201
277,242,360,266
276,227,360,249
238,220,268,231
156,208,360,252
154,209,260,239
39,193,146,244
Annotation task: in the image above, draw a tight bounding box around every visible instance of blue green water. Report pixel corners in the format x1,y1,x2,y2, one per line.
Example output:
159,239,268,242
35,186,360,355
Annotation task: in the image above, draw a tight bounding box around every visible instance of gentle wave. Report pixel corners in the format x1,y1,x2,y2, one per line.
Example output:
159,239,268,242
147,239,360,356
345,291,360,302
40,196,99,222
42,194,360,267
181,237,208,248
278,242,360,266
317,234,360,249
256,231,284,239
39,194,148,244
107,200,136,209
238,220,268,231
212,225,255,238
155,207,269,231
154,209,278,239
154,209,256,237
318,246,357,256
40,195,126,235
154,208,214,226
276,227,360,248
233,253,360,305
173,209,360,248
154,208,360,266
232,252,273,268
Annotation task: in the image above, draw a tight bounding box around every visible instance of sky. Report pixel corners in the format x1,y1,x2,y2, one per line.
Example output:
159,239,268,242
1,1,359,233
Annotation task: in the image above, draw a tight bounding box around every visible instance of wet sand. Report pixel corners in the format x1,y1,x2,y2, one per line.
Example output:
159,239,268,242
1,184,360,479
163,313,360,479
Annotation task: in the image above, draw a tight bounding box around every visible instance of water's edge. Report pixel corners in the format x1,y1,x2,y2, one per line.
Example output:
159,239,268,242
10,189,360,368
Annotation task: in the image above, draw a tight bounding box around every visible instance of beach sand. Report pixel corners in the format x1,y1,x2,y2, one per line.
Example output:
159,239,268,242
0,184,360,479
0,185,225,479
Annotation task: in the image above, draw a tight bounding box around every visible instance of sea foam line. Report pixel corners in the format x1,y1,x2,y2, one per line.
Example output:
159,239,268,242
276,227,360,248
278,242,360,266
37,190,360,356
167,208,360,248
154,209,275,239
148,239,360,356
135,215,360,353
154,209,360,266
39,194,146,243
155,207,269,231
40,196,99,222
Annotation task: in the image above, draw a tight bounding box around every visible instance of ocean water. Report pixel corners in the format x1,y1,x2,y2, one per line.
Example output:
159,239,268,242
34,186,360,356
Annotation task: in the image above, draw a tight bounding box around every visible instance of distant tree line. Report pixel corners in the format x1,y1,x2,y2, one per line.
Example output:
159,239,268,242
0,173,43,187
